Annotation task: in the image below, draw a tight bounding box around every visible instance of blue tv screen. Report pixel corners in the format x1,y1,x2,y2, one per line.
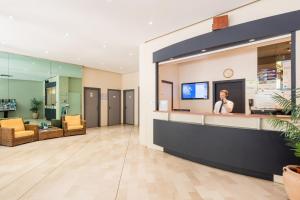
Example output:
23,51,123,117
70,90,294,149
181,82,209,100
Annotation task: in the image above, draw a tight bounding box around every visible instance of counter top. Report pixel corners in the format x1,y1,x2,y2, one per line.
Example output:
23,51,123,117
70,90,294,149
154,110,290,119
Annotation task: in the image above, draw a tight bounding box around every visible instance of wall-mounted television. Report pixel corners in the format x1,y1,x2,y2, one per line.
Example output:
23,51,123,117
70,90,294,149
181,82,209,100
0,99,17,111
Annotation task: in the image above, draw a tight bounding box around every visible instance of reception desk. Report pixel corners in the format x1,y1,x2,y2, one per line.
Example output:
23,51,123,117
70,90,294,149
153,111,300,181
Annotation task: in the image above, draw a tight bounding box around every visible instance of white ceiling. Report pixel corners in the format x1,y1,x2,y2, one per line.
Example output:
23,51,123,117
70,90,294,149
0,0,256,74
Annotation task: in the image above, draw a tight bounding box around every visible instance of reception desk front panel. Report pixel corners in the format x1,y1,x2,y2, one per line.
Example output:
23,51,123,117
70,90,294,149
153,112,300,181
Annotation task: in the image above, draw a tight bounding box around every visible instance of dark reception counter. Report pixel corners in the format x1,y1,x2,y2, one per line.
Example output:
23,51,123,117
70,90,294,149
153,111,300,181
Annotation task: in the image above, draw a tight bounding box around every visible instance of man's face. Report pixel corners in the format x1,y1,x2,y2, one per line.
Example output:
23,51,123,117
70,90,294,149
219,92,226,100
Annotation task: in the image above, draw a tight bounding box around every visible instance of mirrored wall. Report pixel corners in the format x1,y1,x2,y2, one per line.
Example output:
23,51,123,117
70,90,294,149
255,38,292,111
0,52,83,121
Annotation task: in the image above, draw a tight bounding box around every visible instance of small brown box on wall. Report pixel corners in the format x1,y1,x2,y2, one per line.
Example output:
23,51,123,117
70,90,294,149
212,15,229,31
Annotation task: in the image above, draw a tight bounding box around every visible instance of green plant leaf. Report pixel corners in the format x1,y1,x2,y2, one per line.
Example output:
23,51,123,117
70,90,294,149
268,89,300,158
294,143,300,157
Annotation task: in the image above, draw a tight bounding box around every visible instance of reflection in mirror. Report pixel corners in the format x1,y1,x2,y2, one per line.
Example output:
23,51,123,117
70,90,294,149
46,86,56,106
255,39,291,114
0,52,11,118
0,52,9,98
258,41,291,90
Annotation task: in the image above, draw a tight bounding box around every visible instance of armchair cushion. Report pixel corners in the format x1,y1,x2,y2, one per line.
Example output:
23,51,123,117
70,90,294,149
68,125,84,130
0,118,25,132
65,115,81,126
15,130,34,138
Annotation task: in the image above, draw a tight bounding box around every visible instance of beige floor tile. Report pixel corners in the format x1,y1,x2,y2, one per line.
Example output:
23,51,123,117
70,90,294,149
0,126,287,200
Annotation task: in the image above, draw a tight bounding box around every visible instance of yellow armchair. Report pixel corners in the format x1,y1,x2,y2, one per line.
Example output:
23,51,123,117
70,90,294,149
0,118,38,147
62,115,86,136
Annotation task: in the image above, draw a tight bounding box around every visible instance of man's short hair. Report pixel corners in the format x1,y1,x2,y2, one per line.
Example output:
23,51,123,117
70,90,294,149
220,90,229,97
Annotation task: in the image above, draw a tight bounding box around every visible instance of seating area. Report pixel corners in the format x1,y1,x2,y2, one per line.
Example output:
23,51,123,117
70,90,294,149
62,115,86,137
0,115,86,147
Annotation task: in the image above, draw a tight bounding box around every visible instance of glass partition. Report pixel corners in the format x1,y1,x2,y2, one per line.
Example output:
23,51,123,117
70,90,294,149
0,51,83,122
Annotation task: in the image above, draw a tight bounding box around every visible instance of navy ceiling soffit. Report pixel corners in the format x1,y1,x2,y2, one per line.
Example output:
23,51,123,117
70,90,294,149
153,10,300,63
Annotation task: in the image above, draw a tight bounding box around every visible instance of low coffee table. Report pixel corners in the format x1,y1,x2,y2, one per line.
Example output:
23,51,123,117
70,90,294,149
38,127,64,141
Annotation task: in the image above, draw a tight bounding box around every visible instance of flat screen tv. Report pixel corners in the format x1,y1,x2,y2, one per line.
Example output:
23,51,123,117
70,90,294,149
181,82,209,100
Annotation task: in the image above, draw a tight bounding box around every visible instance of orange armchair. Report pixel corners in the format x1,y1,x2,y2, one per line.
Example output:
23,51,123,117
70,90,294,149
0,118,38,147
62,115,86,136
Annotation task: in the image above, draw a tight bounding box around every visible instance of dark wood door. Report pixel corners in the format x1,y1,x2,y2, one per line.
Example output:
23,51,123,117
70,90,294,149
108,89,121,126
213,79,245,113
124,90,134,125
84,87,100,128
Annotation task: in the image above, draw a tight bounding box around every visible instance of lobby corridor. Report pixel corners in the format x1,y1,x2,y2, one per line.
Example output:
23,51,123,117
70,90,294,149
0,126,286,200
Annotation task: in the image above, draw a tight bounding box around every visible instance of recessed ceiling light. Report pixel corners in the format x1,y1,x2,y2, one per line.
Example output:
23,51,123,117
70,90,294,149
64,33,69,38
45,50,49,54
148,21,153,25
249,39,256,42
102,44,107,48
8,16,14,20
201,49,207,52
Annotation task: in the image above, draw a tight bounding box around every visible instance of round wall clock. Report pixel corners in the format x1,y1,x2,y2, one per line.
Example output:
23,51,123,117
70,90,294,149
223,68,234,78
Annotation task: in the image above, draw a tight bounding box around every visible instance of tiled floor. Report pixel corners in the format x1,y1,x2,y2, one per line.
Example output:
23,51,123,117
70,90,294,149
0,126,287,200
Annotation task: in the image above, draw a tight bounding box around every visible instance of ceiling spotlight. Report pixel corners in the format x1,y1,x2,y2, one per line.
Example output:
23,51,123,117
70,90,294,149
249,39,256,42
102,44,107,48
64,33,69,38
8,15,14,20
148,21,153,25
201,49,207,52
45,50,49,54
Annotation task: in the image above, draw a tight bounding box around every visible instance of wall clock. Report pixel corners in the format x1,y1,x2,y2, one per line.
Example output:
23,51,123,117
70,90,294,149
223,68,234,78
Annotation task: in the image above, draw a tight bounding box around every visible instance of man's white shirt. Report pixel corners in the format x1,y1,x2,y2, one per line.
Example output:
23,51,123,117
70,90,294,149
213,100,234,114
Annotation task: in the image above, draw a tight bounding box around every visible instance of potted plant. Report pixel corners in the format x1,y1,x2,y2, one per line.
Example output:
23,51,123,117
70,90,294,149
30,98,43,119
269,89,300,200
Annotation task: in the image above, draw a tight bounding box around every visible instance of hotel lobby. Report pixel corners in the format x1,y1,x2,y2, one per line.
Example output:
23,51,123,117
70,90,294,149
1,0,300,200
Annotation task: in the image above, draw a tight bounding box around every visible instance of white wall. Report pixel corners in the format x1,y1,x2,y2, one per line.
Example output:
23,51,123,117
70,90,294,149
178,47,257,114
139,0,300,148
159,64,180,109
83,67,122,126
122,72,139,125
83,67,139,126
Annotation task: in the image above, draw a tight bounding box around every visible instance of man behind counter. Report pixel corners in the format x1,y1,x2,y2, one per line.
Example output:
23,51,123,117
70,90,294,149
213,90,234,114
